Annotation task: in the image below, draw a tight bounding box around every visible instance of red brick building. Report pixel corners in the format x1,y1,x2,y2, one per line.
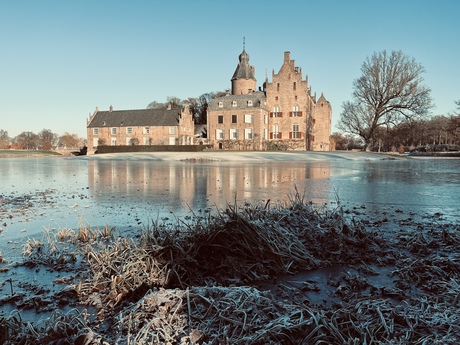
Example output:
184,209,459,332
208,49,332,151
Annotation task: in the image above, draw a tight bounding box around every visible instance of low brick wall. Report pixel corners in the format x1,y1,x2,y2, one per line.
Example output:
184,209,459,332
96,145,213,154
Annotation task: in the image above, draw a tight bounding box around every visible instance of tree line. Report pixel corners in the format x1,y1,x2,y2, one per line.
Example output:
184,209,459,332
332,112,460,151
0,129,85,150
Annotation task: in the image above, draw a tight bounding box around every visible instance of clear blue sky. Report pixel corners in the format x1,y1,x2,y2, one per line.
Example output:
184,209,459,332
1,0,459,139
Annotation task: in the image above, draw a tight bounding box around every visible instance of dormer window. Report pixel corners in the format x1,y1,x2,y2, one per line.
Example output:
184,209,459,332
218,102,223,108
247,100,253,107
232,101,237,107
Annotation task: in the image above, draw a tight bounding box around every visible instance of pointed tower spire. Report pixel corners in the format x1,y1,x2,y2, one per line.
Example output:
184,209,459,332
231,37,256,95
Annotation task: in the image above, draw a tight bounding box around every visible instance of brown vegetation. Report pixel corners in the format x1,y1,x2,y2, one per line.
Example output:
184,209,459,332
0,194,459,344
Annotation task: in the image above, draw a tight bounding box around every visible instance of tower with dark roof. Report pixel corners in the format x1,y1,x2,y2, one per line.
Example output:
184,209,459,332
231,47,256,95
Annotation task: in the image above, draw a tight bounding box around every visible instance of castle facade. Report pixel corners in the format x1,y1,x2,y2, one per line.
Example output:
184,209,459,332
207,50,332,151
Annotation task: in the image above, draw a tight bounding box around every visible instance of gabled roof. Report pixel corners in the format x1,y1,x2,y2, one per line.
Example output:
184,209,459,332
87,107,182,128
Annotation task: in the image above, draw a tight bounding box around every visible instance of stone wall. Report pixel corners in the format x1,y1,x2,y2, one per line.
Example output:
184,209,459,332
96,145,212,154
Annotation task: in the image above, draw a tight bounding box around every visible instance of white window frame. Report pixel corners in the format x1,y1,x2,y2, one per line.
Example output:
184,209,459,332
143,127,150,134
244,114,253,124
232,101,237,107
126,137,131,145
292,105,300,117
111,138,117,146
92,138,98,147
244,128,253,140
126,127,133,134
143,137,151,145
93,128,99,135
111,127,117,135
169,126,176,134
218,101,223,108
273,106,280,118
216,129,224,140
273,124,280,139
292,124,300,138
247,100,253,107
229,128,238,140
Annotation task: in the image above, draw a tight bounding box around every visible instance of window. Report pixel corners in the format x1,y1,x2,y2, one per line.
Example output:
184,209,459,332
218,115,224,124
232,114,237,123
143,127,150,134
293,82,296,90
273,124,280,139
126,127,133,134
169,126,176,134
126,137,131,145
111,127,117,135
244,128,253,140
229,128,238,140
292,124,300,138
247,100,253,107
93,128,99,135
232,101,237,107
92,138,98,147
264,115,268,124
244,114,253,123
111,138,117,146
218,102,223,108
277,83,280,91
291,105,301,117
143,137,151,145
216,129,224,140
271,106,281,118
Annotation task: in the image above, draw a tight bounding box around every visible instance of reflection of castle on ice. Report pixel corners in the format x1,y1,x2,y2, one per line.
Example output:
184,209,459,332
87,160,332,213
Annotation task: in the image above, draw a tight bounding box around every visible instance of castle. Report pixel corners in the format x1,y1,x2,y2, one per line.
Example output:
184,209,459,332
207,49,332,151
87,48,332,151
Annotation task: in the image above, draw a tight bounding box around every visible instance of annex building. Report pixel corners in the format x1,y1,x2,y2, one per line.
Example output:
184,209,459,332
86,103,195,149
207,49,332,151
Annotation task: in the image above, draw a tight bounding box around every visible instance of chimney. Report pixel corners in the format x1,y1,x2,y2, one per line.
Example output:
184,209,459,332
284,51,290,62
109,105,113,112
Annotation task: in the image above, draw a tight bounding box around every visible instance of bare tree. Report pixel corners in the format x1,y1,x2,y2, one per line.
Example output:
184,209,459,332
338,50,432,150
58,133,82,149
14,131,40,150
0,129,9,149
146,101,167,109
38,129,58,150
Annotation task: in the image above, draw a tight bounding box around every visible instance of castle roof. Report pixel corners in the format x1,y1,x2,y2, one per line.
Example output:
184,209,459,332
208,91,266,111
231,49,256,81
87,107,182,128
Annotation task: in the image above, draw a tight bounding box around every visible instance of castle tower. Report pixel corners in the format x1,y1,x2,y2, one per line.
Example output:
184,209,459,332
231,46,256,95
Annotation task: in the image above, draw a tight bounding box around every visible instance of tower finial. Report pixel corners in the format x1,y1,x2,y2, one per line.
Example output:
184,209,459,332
243,36,245,51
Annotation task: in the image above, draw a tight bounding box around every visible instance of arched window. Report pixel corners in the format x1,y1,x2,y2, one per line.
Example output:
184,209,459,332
292,104,300,117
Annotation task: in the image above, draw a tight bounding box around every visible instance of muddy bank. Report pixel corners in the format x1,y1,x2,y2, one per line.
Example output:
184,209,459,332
0,195,459,344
